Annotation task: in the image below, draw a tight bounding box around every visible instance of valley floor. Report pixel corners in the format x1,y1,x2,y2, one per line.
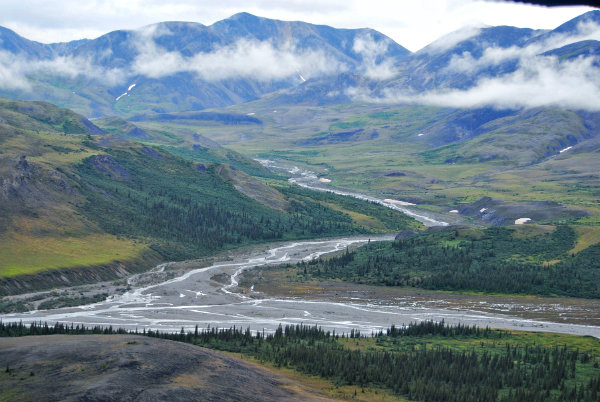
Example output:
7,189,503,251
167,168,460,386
239,269,600,327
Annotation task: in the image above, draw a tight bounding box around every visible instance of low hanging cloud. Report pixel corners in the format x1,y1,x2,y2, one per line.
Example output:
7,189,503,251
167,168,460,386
444,19,600,76
0,51,31,90
0,50,126,91
352,55,600,111
352,34,397,80
131,24,345,82
421,25,483,55
0,23,347,91
132,38,344,81
348,18,600,112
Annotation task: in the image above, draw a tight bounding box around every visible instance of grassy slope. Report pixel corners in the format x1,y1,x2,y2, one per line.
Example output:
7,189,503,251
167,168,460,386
93,117,275,178
0,99,155,278
0,98,419,281
158,103,600,222
0,233,147,277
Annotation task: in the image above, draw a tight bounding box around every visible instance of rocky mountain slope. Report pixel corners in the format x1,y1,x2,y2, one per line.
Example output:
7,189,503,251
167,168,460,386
0,335,337,402
0,13,409,117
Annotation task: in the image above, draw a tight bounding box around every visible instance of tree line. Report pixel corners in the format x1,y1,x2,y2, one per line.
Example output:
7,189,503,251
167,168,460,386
2,320,599,402
292,226,600,298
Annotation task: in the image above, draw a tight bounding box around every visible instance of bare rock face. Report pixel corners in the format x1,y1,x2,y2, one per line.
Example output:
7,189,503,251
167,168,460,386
89,154,132,180
0,155,74,202
14,154,29,171
0,335,336,402
394,230,418,240
1,155,38,200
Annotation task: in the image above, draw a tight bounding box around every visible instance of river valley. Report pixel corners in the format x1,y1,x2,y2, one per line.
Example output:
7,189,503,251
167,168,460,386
3,235,600,338
3,160,599,338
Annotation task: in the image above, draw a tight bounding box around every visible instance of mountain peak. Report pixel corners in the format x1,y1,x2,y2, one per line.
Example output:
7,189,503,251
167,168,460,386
228,12,260,21
551,9,600,35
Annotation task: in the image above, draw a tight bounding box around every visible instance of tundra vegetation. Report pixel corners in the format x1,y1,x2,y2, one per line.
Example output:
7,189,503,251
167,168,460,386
2,320,600,402
267,225,600,298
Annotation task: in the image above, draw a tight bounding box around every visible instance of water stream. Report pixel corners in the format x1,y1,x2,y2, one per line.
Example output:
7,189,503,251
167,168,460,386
257,159,453,227
3,160,598,338
4,236,599,337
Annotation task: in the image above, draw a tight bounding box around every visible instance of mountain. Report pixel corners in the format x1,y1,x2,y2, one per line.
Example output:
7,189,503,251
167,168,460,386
0,13,409,117
0,26,55,59
391,25,540,92
253,10,600,108
542,40,600,60
390,10,600,93
0,97,418,294
1,11,598,115
525,9,600,46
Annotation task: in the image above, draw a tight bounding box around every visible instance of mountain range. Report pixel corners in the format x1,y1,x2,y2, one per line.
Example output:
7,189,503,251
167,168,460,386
0,12,409,117
1,10,600,292
0,11,598,116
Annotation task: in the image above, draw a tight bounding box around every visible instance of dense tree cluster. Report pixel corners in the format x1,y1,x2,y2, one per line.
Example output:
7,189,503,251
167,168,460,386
73,148,414,260
294,226,600,298
2,320,599,402
384,320,496,338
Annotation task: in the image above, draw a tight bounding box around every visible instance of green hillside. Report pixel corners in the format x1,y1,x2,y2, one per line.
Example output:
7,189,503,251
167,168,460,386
0,98,419,288
154,102,599,224
273,224,600,298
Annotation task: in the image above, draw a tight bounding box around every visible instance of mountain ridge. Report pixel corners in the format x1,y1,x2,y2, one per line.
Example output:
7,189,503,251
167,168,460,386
0,12,410,117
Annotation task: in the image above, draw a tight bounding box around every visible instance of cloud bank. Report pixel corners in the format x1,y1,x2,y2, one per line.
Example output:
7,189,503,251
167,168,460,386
443,19,600,75
349,19,600,112
0,24,348,91
352,34,396,80
0,50,125,90
422,25,483,54
131,26,345,81
392,56,600,111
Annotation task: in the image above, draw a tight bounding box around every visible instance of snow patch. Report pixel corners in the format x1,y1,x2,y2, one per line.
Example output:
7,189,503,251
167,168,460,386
384,199,416,206
559,146,572,153
449,210,459,214
115,82,136,102
515,218,532,225
480,208,487,213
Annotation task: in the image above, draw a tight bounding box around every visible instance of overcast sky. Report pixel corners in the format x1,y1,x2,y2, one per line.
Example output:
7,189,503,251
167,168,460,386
0,0,594,52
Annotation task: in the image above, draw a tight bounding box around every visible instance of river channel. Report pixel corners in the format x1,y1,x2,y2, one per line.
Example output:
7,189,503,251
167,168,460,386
4,235,600,337
3,160,599,338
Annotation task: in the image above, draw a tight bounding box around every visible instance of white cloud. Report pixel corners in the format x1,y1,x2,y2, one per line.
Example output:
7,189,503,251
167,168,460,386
0,23,345,90
352,34,397,80
0,50,126,90
421,25,483,54
357,55,600,111
130,26,346,81
368,18,600,111
0,51,31,90
443,19,600,75
539,19,600,52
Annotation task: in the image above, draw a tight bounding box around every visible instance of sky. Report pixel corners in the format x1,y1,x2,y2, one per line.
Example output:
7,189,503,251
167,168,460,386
0,0,594,52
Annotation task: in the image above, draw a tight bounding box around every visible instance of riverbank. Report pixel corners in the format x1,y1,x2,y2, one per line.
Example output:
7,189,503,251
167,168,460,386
2,236,599,338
